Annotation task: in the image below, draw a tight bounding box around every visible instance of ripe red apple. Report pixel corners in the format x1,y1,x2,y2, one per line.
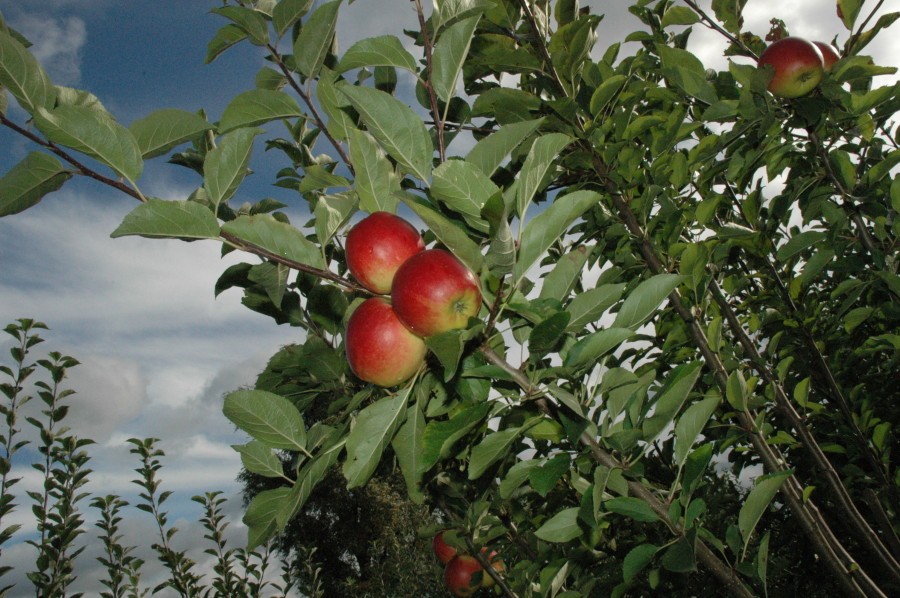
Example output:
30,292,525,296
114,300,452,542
443,555,484,597
345,211,425,294
344,297,426,387
757,36,825,98
813,41,841,71
433,531,458,565
391,249,482,337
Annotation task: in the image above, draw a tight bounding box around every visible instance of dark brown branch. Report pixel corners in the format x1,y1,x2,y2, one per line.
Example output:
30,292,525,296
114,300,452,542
1,114,145,202
513,0,567,97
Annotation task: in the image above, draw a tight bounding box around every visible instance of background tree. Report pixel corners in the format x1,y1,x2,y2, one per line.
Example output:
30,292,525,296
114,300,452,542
0,1,898,596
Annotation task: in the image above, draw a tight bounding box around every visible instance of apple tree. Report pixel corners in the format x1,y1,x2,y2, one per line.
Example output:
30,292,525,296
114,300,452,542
1,0,899,596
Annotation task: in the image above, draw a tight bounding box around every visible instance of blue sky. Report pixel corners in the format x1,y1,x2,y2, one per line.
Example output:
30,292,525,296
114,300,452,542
0,0,897,595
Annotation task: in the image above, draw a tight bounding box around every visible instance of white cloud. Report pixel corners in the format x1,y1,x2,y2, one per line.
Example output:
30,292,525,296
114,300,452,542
9,15,86,85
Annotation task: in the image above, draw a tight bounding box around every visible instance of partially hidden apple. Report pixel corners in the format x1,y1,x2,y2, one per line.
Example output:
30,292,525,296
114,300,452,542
345,211,425,294
813,41,841,71
479,549,505,589
757,36,825,98
344,297,426,387
391,249,482,337
443,555,485,597
433,531,458,565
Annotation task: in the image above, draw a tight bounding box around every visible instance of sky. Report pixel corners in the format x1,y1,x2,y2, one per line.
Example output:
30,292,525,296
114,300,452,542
0,0,897,595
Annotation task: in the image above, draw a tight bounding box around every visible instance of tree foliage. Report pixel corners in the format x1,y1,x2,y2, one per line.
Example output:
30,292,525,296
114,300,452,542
1,0,899,596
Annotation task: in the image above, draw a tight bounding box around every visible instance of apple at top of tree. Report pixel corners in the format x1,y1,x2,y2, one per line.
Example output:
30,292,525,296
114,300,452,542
391,249,482,337
344,297,426,387
345,211,425,294
757,36,825,98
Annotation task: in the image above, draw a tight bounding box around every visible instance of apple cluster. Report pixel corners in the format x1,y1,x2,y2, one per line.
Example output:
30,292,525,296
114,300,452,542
757,36,841,99
344,212,482,387
433,531,505,597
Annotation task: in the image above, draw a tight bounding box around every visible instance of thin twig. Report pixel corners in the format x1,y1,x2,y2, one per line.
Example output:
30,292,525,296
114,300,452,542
0,115,146,202
413,0,446,161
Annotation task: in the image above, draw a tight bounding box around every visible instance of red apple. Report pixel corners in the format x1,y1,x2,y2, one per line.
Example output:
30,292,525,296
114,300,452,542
479,549,505,588
344,297,426,387
391,249,482,337
443,555,484,597
433,531,458,565
757,36,825,98
345,211,425,294
813,41,841,71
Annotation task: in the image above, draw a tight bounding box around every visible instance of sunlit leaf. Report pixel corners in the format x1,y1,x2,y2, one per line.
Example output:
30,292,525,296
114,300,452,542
111,198,220,240
0,29,56,114
223,389,307,451
129,109,214,159
219,89,303,133
344,388,410,488
221,214,325,269
294,0,341,80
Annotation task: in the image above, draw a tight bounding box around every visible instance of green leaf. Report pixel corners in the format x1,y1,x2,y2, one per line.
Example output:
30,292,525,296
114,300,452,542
738,471,792,557
432,15,480,102
403,198,484,273
341,85,433,182
391,403,426,503
725,370,748,411
711,0,747,34
589,74,627,116
275,432,345,528
0,152,71,217
234,440,285,479
223,389,307,451
243,487,289,549
273,0,315,37
211,6,269,46
534,507,582,543
837,0,863,29
219,89,303,133
206,24,248,64
565,327,634,370
674,395,719,469
343,389,410,488
465,118,544,177
469,426,522,479
516,133,572,218
529,311,571,357
514,190,599,283
605,497,660,523
776,230,826,262
643,361,704,442
539,247,589,302
661,6,700,28
566,283,626,331
222,214,325,269
623,544,659,582
294,0,341,80
203,127,261,209
611,274,683,330
661,536,697,573
656,44,718,104
426,327,482,381
248,262,289,308
433,0,493,34
347,127,399,213
111,198,220,240
314,191,357,245
0,29,56,114
34,105,143,182
316,68,354,141
420,402,492,472
431,159,499,227
337,35,418,75
129,109,214,159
